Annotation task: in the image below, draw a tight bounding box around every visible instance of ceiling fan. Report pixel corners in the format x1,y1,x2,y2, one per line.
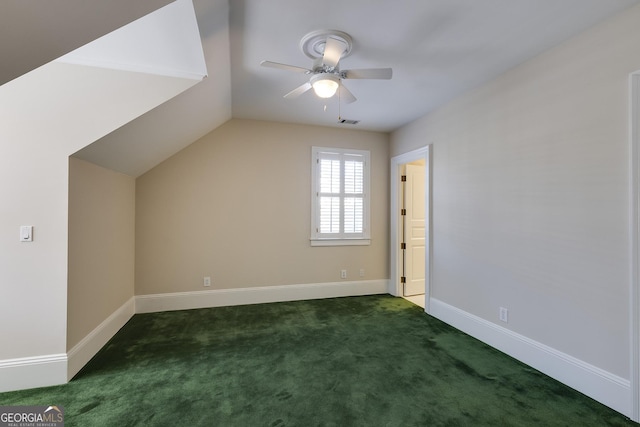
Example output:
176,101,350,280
260,30,392,104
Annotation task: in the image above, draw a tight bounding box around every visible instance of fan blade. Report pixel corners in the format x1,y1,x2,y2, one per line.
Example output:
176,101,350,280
284,82,312,99
343,68,393,80
322,37,346,69
261,60,311,73
338,83,356,104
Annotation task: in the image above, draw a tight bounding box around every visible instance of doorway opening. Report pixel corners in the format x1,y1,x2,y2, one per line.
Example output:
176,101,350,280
390,146,431,312
401,159,426,307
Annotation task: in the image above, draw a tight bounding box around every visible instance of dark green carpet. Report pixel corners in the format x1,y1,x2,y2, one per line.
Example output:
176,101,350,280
0,295,635,426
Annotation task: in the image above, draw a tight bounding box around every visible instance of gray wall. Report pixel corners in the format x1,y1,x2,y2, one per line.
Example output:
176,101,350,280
391,4,640,378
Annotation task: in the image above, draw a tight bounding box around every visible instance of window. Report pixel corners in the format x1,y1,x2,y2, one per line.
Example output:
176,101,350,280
311,147,370,246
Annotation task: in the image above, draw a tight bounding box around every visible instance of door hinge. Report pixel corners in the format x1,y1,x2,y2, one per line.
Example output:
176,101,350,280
400,209,406,216
401,175,407,182
400,276,406,284
400,243,406,250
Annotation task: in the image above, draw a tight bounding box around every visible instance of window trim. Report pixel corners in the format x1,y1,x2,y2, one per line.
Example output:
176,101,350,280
310,146,371,246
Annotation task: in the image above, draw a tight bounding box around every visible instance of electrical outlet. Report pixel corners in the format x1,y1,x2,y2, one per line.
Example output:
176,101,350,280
499,307,508,323
341,269,347,279
359,268,365,277
204,276,211,287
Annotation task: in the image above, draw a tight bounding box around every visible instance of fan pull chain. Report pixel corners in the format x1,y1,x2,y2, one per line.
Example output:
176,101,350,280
338,83,342,122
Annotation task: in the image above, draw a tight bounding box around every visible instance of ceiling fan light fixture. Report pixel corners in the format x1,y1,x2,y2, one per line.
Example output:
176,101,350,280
311,74,339,98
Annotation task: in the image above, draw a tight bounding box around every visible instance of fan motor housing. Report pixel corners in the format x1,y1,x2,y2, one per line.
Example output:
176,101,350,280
300,30,353,60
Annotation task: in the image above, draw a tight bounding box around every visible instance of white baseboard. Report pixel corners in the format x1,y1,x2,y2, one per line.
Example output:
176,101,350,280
429,298,631,417
0,353,67,393
67,297,135,380
136,279,389,313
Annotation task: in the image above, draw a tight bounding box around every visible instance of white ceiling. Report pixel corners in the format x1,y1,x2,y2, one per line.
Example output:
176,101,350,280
230,0,639,132
2,0,639,176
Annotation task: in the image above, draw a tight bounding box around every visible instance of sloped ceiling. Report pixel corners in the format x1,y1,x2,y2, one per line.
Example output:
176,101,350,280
72,0,232,176
0,0,207,168
0,0,173,86
2,0,639,177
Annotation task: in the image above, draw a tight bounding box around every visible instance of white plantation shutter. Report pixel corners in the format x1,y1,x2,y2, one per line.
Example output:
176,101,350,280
319,196,340,233
344,197,363,233
319,155,341,233
311,147,370,245
344,155,364,234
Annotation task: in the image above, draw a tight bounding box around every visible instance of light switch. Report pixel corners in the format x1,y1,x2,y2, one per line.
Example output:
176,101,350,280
20,226,33,242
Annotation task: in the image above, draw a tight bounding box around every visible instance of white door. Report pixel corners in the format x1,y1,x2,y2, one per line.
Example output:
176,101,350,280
403,163,426,296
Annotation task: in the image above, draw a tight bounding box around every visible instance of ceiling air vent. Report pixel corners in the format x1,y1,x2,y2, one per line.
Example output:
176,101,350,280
339,118,359,125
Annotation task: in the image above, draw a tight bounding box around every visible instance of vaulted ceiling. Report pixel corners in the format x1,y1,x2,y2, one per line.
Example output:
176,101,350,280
2,0,638,176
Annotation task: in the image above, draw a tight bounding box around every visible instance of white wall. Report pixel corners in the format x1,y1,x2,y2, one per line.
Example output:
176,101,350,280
391,2,640,415
0,59,203,393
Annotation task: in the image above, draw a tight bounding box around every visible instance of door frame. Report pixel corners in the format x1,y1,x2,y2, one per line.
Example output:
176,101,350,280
390,145,432,312
629,70,640,422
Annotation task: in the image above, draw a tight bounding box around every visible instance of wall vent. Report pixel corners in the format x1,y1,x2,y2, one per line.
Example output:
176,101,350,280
339,119,359,125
